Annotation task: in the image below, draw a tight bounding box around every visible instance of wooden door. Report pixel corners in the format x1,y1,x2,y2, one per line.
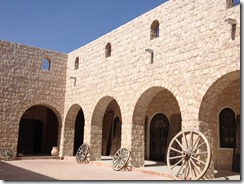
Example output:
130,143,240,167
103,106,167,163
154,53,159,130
150,113,169,161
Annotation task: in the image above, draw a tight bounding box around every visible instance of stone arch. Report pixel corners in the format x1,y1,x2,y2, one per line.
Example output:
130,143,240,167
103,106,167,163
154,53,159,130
17,104,61,156
17,103,62,127
198,70,240,171
63,104,85,156
132,86,181,166
90,96,122,160
11,101,63,155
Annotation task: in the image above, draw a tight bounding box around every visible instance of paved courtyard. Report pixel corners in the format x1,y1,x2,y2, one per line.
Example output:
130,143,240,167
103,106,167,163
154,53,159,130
0,159,169,181
0,157,241,182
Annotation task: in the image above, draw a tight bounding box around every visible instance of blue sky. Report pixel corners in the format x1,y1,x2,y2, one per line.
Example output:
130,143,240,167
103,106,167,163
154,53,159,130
0,0,167,53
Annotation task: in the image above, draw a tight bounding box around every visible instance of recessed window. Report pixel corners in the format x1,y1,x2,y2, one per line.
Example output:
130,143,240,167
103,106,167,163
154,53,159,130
105,43,111,58
75,57,79,70
150,20,160,40
219,107,236,148
42,58,51,71
227,0,240,8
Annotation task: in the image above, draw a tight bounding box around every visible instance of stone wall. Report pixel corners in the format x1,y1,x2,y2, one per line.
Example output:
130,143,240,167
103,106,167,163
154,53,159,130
64,0,240,175
0,40,67,151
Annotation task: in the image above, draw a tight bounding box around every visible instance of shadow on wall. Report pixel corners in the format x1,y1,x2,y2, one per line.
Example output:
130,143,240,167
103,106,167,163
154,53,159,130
0,161,56,181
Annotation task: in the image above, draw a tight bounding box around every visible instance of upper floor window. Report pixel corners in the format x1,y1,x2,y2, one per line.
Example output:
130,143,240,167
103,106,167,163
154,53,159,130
105,43,111,58
42,58,51,71
219,107,236,148
75,57,79,70
227,0,240,8
150,20,160,40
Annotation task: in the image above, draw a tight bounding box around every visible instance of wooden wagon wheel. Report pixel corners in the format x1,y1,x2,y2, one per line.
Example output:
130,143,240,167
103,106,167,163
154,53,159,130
167,129,211,180
75,143,90,164
112,148,131,171
0,148,15,161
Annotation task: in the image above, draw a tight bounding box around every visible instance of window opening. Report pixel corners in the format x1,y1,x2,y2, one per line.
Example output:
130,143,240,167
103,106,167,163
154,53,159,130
150,20,160,40
227,0,240,8
105,43,111,58
232,0,240,6
42,59,51,71
75,57,79,70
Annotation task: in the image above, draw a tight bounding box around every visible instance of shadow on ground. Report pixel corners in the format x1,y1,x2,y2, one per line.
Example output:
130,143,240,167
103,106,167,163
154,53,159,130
0,160,56,181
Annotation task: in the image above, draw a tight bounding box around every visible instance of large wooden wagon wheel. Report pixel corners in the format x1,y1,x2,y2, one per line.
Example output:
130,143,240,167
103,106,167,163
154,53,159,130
0,148,15,161
167,129,211,180
112,148,131,171
75,143,90,164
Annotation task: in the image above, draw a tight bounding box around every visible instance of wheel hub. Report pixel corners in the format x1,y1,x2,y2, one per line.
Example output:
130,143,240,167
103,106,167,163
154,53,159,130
183,151,191,161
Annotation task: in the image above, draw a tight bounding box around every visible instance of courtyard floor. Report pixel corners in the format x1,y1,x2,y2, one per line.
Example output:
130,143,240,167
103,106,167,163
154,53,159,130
0,156,240,181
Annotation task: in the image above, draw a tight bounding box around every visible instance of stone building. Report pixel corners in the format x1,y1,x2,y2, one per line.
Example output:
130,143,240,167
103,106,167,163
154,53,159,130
0,0,240,179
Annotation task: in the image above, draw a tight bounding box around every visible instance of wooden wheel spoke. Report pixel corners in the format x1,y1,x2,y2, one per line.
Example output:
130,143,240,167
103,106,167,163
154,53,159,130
188,160,195,179
175,138,186,152
192,141,206,153
190,135,200,152
189,158,201,174
170,147,183,154
171,157,184,169
169,155,184,160
183,133,189,150
183,162,188,180
175,160,185,177
114,160,120,168
191,156,206,165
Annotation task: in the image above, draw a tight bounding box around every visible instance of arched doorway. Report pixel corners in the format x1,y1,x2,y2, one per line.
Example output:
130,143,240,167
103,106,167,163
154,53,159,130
219,108,236,148
132,86,181,166
101,100,122,156
73,109,85,156
150,113,169,161
90,96,122,161
199,71,240,171
17,105,59,155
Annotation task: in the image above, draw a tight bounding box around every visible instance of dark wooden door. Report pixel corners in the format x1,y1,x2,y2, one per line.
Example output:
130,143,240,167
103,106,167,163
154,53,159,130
73,110,85,156
102,111,114,156
33,120,43,154
150,113,169,161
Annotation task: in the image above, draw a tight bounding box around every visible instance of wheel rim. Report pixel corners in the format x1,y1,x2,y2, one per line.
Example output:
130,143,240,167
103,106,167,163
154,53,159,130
76,143,89,163
167,129,211,180
112,148,131,171
1,148,15,161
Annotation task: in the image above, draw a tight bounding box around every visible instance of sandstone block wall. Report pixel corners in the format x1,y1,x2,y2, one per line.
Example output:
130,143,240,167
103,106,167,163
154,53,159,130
0,40,67,150
65,0,240,174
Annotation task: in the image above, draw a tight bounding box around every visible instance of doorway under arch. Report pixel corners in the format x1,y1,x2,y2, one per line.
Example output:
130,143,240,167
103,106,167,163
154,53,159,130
150,113,170,161
101,100,122,156
17,105,59,155
73,109,85,156
198,70,240,172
